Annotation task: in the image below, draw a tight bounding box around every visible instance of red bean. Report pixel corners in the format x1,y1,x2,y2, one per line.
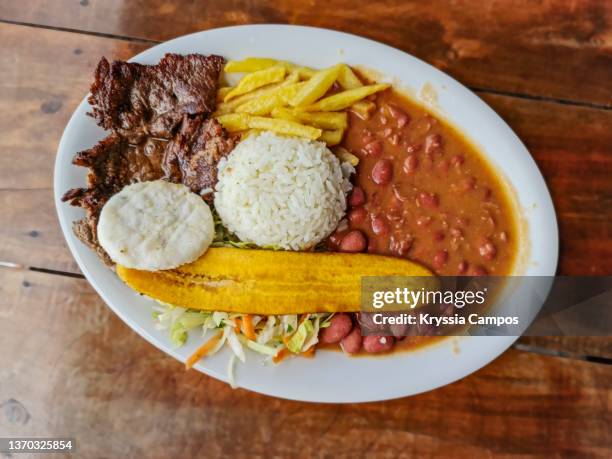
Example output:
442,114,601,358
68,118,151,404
381,127,393,138
329,230,344,246
339,230,367,252
450,155,465,167
389,234,413,256
479,239,497,260
340,326,362,354
417,191,439,208
371,215,390,236
403,155,418,174
433,230,445,242
459,176,476,192
469,265,488,276
372,159,393,185
320,314,353,344
425,134,443,155
432,250,449,269
387,104,410,128
406,144,421,154
363,140,383,156
363,335,395,353
349,186,366,207
348,207,368,225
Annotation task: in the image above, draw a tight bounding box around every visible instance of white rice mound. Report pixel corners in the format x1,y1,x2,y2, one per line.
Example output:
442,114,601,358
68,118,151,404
214,132,353,250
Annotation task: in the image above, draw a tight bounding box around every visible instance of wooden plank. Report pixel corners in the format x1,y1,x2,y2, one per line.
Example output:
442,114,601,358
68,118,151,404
0,269,610,457
1,0,611,106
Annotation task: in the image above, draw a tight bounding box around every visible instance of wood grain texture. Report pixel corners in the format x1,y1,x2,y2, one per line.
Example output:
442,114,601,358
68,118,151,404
0,269,610,458
1,0,611,107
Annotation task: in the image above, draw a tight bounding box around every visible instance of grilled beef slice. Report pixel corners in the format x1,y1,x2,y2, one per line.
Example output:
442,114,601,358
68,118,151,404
88,53,225,142
162,115,236,198
62,118,235,264
61,134,168,265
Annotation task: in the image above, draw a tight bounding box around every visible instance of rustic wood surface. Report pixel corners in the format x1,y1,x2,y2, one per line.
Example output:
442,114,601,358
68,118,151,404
0,1,610,457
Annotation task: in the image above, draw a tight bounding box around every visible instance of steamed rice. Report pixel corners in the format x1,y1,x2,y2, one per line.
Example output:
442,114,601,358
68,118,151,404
214,132,353,250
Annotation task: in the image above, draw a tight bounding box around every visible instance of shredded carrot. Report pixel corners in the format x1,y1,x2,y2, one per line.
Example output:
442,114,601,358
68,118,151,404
242,314,256,341
233,317,242,333
185,331,223,370
273,348,291,364
301,346,316,358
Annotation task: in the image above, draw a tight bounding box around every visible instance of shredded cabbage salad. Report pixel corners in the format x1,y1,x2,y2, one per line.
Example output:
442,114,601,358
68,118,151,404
150,210,334,387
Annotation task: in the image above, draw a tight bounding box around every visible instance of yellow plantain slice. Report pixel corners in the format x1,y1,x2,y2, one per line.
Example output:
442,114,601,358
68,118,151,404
117,248,434,314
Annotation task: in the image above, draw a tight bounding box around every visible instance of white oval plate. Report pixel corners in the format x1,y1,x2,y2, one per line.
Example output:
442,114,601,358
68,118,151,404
54,25,558,403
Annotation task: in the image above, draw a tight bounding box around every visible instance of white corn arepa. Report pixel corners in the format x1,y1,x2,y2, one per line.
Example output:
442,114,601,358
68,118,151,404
98,180,214,270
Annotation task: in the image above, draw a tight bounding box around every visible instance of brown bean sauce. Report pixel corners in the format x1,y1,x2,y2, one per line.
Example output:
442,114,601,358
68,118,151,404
324,88,518,355
329,89,517,277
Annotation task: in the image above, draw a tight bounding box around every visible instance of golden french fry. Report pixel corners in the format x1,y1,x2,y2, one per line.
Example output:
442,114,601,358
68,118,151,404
337,64,363,89
270,106,298,122
215,113,250,132
217,86,234,102
215,73,299,114
247,116,322,139
224,65,286,101
303,84,390,112
318,129,344,146
241,129,263,139
282,63,316,79
349,100,376,119
236,82,306,116
271,107,347,130
299,111,347,130
333,147,359,166
290,64,341,107
224,57,280,73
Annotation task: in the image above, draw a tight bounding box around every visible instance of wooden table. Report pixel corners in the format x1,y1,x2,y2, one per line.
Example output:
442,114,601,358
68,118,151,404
0,1,610,457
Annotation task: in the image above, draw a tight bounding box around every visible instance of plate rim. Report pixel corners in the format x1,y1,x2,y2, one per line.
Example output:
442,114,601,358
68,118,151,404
53,24,559,403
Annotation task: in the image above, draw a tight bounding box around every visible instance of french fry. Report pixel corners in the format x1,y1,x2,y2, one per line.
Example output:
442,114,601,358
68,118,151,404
224,65,287,101
224,57,280,73
318,129,345,146
215,73,299,115
337,64,363,89
282,63,316,79
289,64,341,107
303,84,390,112
241,129,263,139
349,100,376,119
236,82,306,116
247,116,322,139
215,113,250,132
333,147,359,166
217,86,234,102
271,108,347,130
